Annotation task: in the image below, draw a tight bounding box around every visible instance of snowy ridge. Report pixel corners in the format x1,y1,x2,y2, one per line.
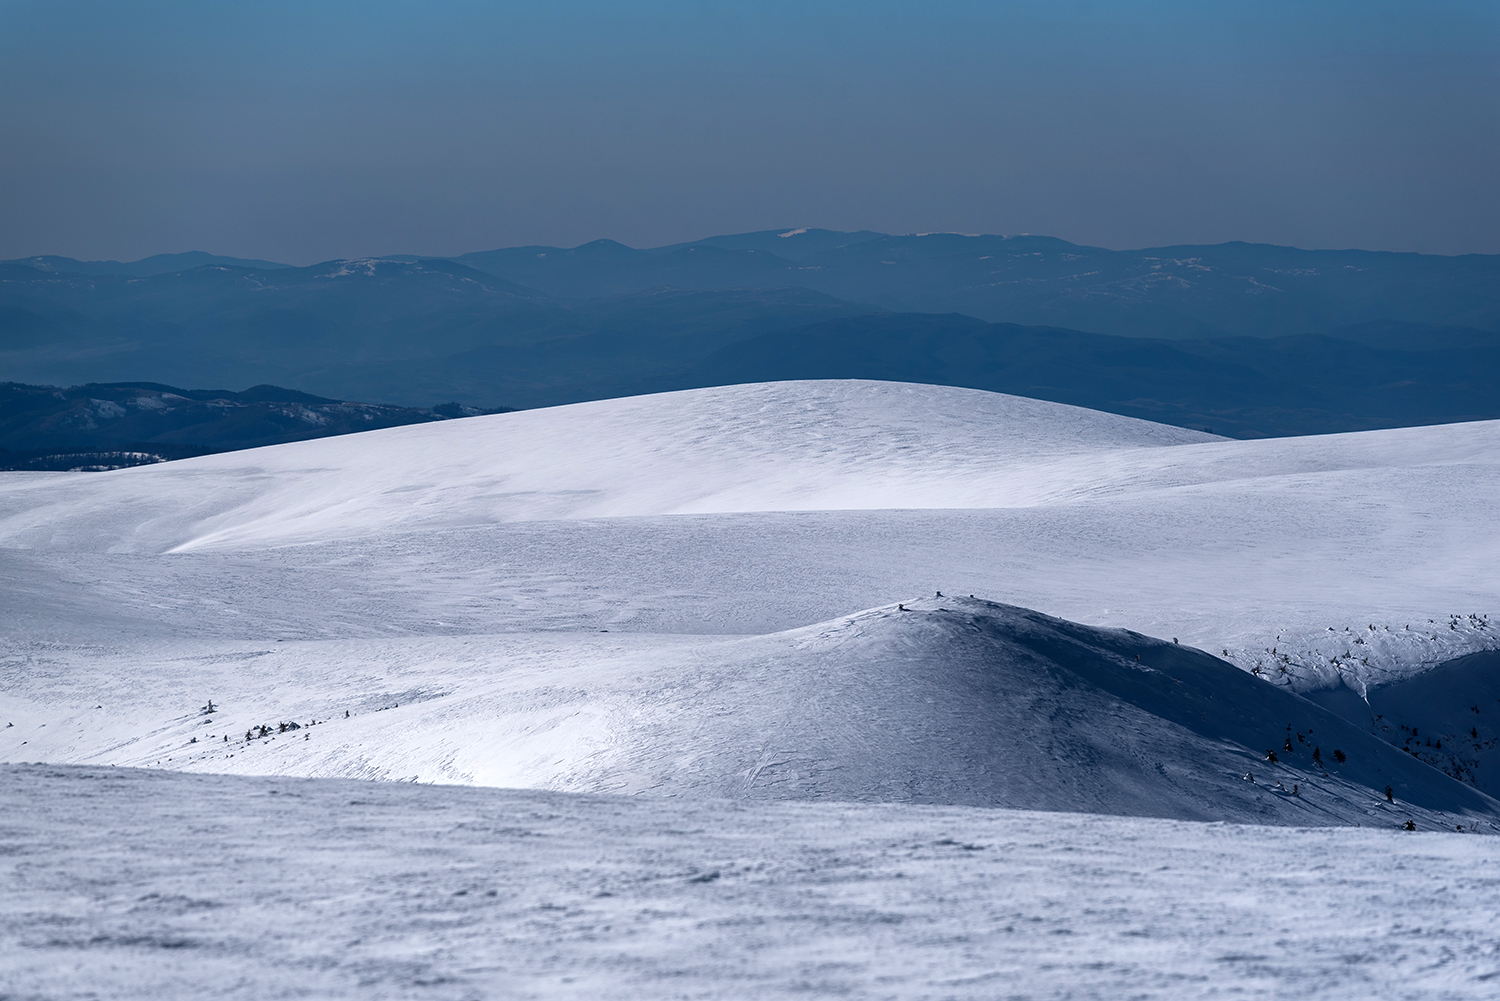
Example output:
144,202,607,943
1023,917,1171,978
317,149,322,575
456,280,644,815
1225,614,1497,695
0,381,1217,553
5,598,1495,829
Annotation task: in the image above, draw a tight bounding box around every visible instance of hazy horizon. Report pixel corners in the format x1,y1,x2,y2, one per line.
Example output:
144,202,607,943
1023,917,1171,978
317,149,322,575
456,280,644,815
3,1,1496,264
11,226,1500,271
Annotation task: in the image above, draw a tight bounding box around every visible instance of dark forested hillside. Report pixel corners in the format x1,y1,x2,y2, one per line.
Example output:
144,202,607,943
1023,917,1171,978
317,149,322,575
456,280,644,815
0,381,511,471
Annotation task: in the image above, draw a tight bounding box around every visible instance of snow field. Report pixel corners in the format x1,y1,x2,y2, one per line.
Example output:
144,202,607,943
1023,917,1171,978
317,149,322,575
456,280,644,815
5,763,1500,1001
6,379,1500,995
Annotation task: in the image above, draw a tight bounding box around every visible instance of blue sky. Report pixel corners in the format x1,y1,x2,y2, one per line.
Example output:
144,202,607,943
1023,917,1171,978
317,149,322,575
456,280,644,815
2,1,1496,262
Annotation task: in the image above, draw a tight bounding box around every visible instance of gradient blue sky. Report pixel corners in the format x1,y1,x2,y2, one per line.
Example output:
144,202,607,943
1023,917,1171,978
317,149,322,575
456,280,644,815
2,1,1497,263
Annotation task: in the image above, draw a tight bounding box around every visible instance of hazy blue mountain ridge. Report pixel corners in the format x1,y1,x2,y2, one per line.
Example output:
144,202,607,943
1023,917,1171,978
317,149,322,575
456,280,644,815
0,259,576,390
0,261,876,407
444,231,1500,339
684,314,1500,438
652,227,890,259
444,240,804,299
4,231,1500,440
6,251,294,276
13,228,1497,340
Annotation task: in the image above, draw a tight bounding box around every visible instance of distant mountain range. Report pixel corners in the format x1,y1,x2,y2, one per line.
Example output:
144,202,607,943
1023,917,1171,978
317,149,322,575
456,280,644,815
3,229,1499,444
0,258,868,408
685,315,1500,438
0,381,510,471
15,228,1496,338
436,230,1500,340
8,250,294,277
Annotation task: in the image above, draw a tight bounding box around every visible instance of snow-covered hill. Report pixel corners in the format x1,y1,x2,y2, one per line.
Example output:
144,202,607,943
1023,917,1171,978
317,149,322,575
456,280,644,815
4,597,1494,829
3,380,1498,821
0,381,1217,552
1,380,1495,676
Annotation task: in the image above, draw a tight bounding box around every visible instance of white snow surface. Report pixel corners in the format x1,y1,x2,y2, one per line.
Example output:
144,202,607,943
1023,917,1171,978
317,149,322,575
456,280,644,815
4,380,1499,810
0,379,1496,695
3,381,1500,775
0,380,1218,552
6,764,1500,1001
7,379,1500,995
8,597,1495,828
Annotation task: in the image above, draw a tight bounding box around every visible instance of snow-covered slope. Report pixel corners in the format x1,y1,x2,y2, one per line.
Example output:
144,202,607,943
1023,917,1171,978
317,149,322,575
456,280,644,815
0,381,1217,552
4,598,1494,828
2,377,1496,562
3,380,1498,822
1,380,1495,677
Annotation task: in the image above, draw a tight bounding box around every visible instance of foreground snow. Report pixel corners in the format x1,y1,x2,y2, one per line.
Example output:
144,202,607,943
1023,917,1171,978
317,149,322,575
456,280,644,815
5,764,1500,1001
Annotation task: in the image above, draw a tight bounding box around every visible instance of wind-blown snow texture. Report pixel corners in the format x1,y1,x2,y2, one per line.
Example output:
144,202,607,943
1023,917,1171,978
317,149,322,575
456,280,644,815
6,764,1500,1001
